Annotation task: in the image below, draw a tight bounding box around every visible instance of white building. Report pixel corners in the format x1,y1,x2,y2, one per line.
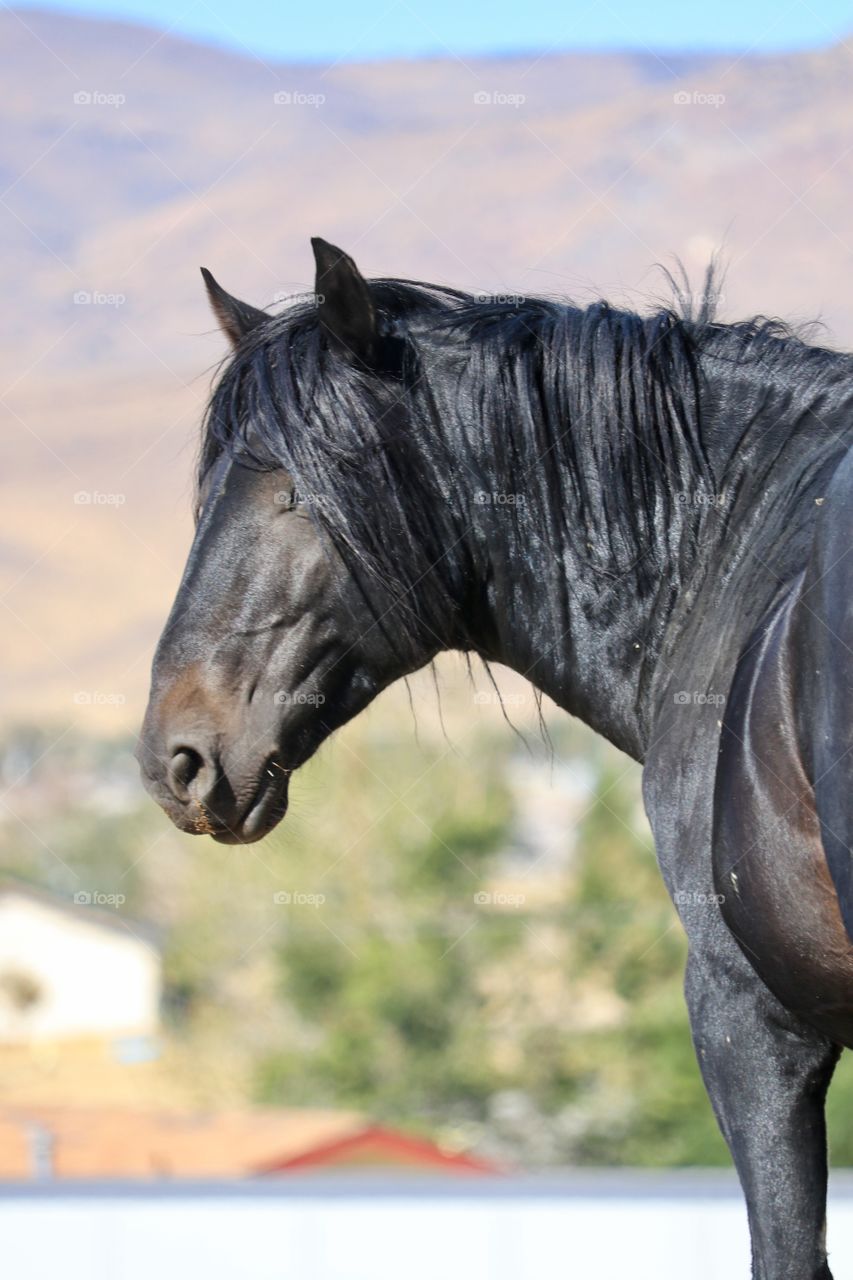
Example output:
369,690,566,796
0,884,160,1043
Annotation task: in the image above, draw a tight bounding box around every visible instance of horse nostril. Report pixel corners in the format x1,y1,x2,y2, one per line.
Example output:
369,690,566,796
168,746,205,799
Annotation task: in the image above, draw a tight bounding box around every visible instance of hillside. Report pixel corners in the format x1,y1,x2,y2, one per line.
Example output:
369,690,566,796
2,10,853,723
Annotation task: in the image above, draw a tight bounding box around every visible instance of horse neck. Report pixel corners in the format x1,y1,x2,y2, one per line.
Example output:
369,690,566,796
431,317,707,762
473,539,676,763
466,335,853,762
426,307,853,759
463,456,695,765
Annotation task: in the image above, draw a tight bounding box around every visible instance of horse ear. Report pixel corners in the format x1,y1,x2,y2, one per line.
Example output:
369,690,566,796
200,268,267,350
311,237,378,367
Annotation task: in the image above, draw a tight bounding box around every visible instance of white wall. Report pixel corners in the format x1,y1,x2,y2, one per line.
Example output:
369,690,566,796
0,895,160,1041
2,1176,853,1280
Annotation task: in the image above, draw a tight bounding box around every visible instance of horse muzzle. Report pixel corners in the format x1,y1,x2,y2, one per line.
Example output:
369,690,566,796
137,732,291,844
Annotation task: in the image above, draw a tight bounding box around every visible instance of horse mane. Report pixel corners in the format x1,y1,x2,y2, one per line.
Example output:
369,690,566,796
199,271,853,659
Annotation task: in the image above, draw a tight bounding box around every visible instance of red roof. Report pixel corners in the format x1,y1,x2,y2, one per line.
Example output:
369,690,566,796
0,1106,365,1179
0,1109,502,1180
257,1123,501,1176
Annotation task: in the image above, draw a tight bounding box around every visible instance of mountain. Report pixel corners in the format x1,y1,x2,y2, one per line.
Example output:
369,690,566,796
2,9,853,723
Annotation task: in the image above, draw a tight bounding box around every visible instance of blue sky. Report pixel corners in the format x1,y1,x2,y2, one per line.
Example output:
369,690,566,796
14,0,853,61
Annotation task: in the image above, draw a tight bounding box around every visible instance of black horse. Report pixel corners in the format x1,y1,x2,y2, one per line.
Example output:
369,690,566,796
139,238,853,1278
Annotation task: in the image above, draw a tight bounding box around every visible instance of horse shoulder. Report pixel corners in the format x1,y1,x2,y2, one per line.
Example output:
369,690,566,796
713,582,853,1045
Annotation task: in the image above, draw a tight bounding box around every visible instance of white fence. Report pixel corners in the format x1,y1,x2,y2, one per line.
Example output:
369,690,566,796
4,1172,853,1279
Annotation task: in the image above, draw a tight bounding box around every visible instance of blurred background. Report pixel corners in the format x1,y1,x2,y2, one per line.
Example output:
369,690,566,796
4,1,853,1275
